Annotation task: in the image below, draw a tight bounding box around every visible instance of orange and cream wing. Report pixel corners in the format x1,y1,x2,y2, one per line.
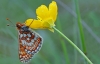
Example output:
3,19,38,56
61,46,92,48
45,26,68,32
16,23,43,63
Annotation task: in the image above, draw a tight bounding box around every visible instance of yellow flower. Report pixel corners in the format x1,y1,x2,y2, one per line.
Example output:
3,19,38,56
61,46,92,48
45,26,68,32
25,1,57,32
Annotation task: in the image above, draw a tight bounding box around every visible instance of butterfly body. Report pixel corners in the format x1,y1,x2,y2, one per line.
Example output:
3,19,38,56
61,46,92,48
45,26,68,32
16,22,43,63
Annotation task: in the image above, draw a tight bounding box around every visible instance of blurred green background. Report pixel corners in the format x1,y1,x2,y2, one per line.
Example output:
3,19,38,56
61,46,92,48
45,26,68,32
0,0,100,64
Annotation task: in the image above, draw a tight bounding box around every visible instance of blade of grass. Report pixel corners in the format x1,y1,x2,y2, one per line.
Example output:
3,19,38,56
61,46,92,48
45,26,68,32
74,0,86,55
74,0,87,63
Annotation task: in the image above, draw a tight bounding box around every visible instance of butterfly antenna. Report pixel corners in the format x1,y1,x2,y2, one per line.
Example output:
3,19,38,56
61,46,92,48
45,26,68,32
28,19,34,27
6,18,15,27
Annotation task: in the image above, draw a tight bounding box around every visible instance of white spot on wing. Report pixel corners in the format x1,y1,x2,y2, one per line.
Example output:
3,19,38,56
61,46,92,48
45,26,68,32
21,40,25,44
27,50,31,54
28,43,31,46
25,49,27,52
27,34,31,37
35,49,38,53
20,58,23,61
20,34,23,38
32,51,35,54
18,31,20,35
32,32,35,36
31,39,34,42
29,42,33,46
27,38,30,40
23,34,26,37
21,40,27,45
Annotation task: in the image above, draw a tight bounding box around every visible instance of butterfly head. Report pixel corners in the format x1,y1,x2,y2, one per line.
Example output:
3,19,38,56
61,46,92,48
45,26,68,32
16,22,29,32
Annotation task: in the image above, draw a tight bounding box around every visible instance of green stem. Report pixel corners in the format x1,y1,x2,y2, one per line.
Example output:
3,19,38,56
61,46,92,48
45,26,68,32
53,27,93,64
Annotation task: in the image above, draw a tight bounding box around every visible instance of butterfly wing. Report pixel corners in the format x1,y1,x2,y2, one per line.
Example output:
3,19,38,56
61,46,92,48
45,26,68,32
18,29,43,63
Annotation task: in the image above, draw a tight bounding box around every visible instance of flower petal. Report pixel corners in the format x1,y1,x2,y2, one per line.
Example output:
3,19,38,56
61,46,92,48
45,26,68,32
36,5,49,20
25,19,43,29
49,1,57,22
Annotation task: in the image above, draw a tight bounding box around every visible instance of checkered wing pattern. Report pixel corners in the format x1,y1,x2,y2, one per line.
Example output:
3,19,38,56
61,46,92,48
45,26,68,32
16,23,43,63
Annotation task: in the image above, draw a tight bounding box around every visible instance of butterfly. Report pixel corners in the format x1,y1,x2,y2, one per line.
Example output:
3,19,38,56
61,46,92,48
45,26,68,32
7,18,43,63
